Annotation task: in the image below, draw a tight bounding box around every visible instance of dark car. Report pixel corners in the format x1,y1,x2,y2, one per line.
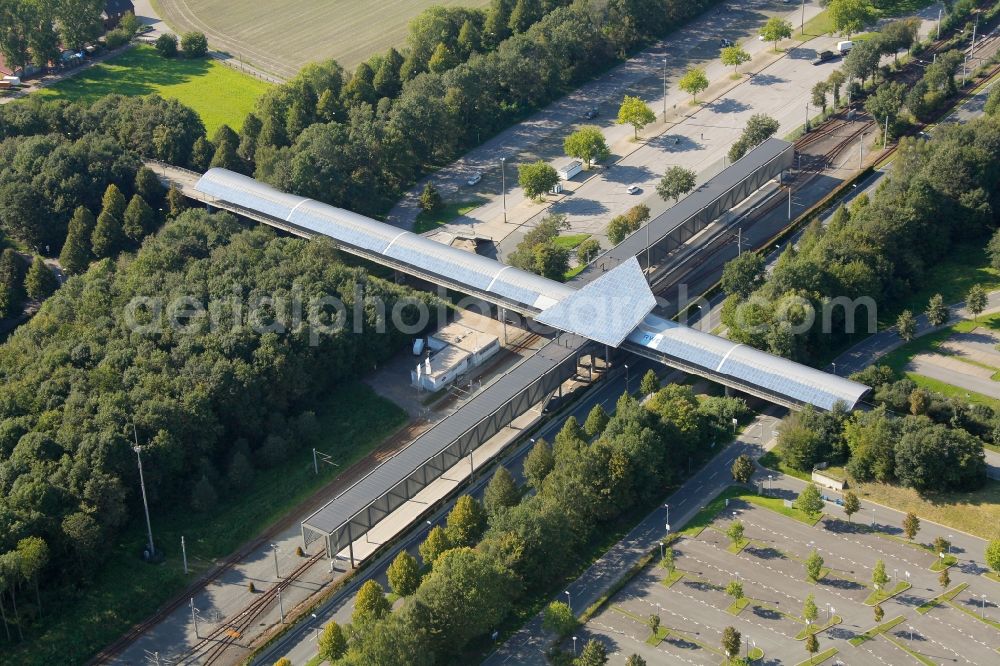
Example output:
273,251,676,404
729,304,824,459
720,38,734,48
584,107,599,119
813,50,835,65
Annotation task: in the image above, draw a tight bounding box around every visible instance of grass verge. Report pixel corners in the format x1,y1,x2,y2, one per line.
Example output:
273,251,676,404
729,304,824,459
849,614,906,646
863,580,911,606
795,616,842,640
660,569,685,588
37,45,269,134
552,233,591,250
946,598,1000,631
741,493,823,526
725,596,751,615
1,383,405,666
854,481,1000,541
758,448,812,483
984,571,1000,584
413,199,486,234
677,486,747,538
883,634,936,666
645,625,669,646
929,554,958,572
794,646,839,666
917,582,968,613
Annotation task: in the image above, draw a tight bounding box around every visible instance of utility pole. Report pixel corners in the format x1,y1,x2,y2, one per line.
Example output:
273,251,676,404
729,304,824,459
131,423,155,559
271,543,280,578
937,8,942,40
181,536,188,574
787,186,792,221
278,587,284,623
500,157,507,223
805,102,810,133
883,115,889,149
190,598,199,638
662,57,667,121
972,12,979,55
859,132,864,169
801,0,805,33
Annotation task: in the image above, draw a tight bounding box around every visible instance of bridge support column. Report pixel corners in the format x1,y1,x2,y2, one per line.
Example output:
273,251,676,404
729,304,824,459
725,385,732,397
346,523,356,568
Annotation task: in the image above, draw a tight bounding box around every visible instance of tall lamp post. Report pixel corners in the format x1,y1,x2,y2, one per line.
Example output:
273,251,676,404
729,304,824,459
500,157,507,224
131,423,155,559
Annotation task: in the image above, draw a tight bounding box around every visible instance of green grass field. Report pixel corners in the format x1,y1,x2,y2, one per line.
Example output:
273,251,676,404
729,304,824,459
153,0,493,76
38,45,269,134
0,382,406,666
413,199,485,234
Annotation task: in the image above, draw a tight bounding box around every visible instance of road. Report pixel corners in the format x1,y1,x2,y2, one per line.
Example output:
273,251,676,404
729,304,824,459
484,409,784,665
252,358,659,665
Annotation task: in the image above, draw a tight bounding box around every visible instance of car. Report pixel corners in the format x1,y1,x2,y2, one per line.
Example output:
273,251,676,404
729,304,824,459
720,38,734,48
584,106,599,119
813,50,835,65
834,498,844,506
626,185,640,194
467,172,482,186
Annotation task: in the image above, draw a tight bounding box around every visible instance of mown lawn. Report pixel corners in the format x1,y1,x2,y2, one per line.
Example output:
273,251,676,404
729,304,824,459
855,481,1000,541
38,45,270,134
0,383,406,666
413,199,485,234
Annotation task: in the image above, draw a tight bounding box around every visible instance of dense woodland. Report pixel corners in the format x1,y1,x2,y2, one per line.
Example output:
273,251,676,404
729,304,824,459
321,386,750,664
0,210,435,640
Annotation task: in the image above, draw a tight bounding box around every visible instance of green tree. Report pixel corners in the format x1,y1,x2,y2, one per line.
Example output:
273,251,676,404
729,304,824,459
659,544,675,573
647,613,660,635
721,626,741,660
896,309,916,342
902,512,920,540
678,67,709,103
227,451,254,488
101,183,127,221
828,0,875,37
805,549,824,582
606,204,650,245
805,632,819,661
967,284,988,320
584,404,609,438
985,539,1000,574
731,454,754,483
564,126,610,167
939,567,950,589
484,466,520,517
617,95,656,139
843,490,860,522
190,475,217,512
873,603,884,622
181,31,208,57
576,237,601,264
16,536,49,611
318,620,347,661
795,484,824,517
656,166,696,203
864,82,906,137
119,11,140,37
91,210,126,259
24,256,57,300
386,550,421,597
542,600,577,637
872,559,889,589
576,638,608,666
721,251,765,299
879,18,919,63
726,520,745,546
123,194,155,242
926,293,948,327
811,81,829,113
419,525,452,566
728,114,780,162
135,166,164,206
190,136,214,171
524,437,554,489
55,0,104,49
167,186,188,218
721,45,751,74
59,206,94,275
760,16,792,50
518,161,559,199
803,593,818,624
428,42,457,73
625,656,647,666
827,69,846,106
155,32,178,57
274,658,292,666
933,536,950,557
726,579,743,601
419,182,443,212
353,579,391,625
639,369,659,396
445,495,486,547
909,388,930,416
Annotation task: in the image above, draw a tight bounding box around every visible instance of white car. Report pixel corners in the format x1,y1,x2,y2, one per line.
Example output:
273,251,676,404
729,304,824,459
467,173,482,186
626,185,640,194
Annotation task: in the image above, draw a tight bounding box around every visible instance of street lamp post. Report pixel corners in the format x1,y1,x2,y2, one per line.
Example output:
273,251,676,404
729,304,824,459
312,613,320,642
131,424,156,559
624,363,630,393
271,543,280,578
500,157,507,224
565,590,572,613
800,0,806,32
572,636,578,656
662,57,668,122
948,535,953,555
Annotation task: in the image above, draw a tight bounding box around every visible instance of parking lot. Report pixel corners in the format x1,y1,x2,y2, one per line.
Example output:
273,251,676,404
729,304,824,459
574,495,1000,665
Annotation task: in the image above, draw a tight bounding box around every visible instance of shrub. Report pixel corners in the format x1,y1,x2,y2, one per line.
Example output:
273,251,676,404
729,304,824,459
181,31,208,58
155,33,178,58
105,29,129,49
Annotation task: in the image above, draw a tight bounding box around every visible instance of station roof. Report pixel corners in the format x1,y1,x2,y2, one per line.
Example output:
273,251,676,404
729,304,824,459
626,314,869,410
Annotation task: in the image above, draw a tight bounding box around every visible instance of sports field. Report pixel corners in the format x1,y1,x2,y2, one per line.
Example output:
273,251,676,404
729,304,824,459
38,45,269,134
151,0,492,78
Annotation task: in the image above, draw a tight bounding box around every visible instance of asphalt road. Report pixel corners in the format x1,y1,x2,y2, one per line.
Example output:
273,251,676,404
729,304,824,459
484,409,784,665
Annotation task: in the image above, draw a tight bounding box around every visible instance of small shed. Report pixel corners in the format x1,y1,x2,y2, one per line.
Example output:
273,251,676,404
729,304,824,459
411,346,471,391
554,157,583,181
103,0,136,29
430,322,500,367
